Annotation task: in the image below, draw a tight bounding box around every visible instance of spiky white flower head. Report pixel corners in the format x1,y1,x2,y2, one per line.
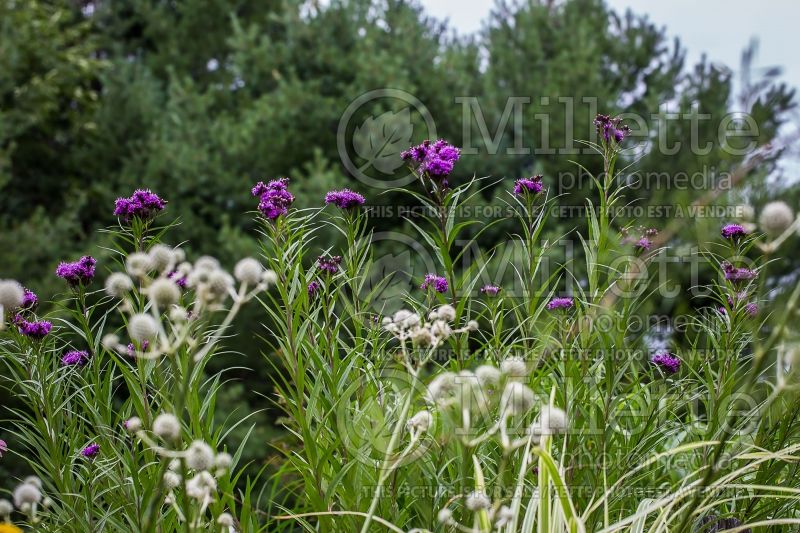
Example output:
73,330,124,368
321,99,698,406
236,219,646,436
194,256,220,272
168,459,181,472
148,244,176,273
467,320,479,331
234,257,263,285
186,471,217,500
42,496,53,508
437,508,453,524
0,279,24,310
465,491,491,511
105,272,134,298
495,505,514,527
0,498,13,517
406,410,433,433
126,252,153,278
261,269,278,286
475,365,501,387
392,309,420,329
760,201,795,237
430,320,452,339
409,326,434,346
23,476,42,489
185,440,215,471
128,313,158,343
500,358,528,378
737,204,755,222
436,304,456,322
455,370,485,408
214,452,233,471
163,471,181,490
427,372,457,401
13,482,42,507
218,513,235,527
125,417,142,433
176,261,193,276
169,306,188,323
148,278,180,307
101,333,120,350
173,248,186,263
539,405,568,435
501,382,535,417
153,413,181,441
207,270,234,296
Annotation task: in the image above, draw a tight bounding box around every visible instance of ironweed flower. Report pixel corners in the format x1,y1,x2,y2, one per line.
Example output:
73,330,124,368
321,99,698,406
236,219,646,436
594,113,630,143
324,189,365,209
651,351,681,374
546,297,574,311
20,289,38,311
15,316,52,339
81,443,100,458
317,255,342,275
721,262,757,282
252,178,294,220
721,223,748,240
56,256,96,286
114,189,166,221
480,284,501,296
513,175,544,196
61,350,89,366
401,139,461,178
307,280,321,297
421,274,448,293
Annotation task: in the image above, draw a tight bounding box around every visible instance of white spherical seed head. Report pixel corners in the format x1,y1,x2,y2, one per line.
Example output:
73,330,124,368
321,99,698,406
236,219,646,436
163,471,181,490
218,513,235,527
194,256,220,272
42,496,53,509
406,410,433,433
23,476,42,489
169,306,188,323
0,280,24,310
427,372,456,401
126,252,154,278
539,405,568,435
437,508,453,524
467,320,479,331
207,270,234,296
153,413,181,441
105,272,134,298
214,452,233,470
501,382,535,416
148,278,181,307
234,257,263,285
148,244,176,273
126,417,142,433
475,365,501,386
760,201,795,237
0,498,13,516
261,269,278,286
500,358,528,378
13,482,42,507
128,313,158,343
465,491,491,511
101,333,120,350
737,204,755,221
173,248,186,263
185,440,215,471
437,304,456,322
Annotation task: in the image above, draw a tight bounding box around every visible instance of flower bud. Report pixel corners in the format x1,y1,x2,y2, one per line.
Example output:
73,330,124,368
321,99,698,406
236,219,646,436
126,252,153,278
501,382,535,417
148,244,176,273
163,471,181,489
105,273,134,298
185,440,215,471
0,279,24,310
128,313,158,343
153,413,181,441
234,258,264,285
125,417,142,433
436,304,456,322
218,513,235,527
538,405,568,435
262,269,278,286
759,201,795,237
148,278,181,307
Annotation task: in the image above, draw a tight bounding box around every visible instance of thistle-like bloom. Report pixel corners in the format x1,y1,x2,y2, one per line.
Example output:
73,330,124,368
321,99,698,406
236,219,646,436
513,175,544,196
252,178,295,220
651,351,681,374
81,443,101,458
421,274,448,294
15,316,52,339
594,114,630,143
721,223,748,240
307,280,320,297
317,255,342,275
324,189,365,209
20,289,38,310
546,297,574,311
114,189,166,221
634,237,652,253
62,350,90,366
722,262,757,282
401,139,461,178
480,284,501,296
56,256,96,286
719,293,758,318
0,439,6,457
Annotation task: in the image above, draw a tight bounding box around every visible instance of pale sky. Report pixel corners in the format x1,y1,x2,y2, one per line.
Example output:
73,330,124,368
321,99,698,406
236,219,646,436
419,0,800,92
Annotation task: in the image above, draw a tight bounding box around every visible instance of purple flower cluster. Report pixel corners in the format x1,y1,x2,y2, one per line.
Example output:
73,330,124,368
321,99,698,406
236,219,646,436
546,297,574,311
20,289,38,310
325,189,365,209
114,189,166,221
721,223,748,240
127,340,149,358
168,270,188,288
56,256,96,286
62,350,90,366
421,274,448,294
651,351,681,374
513,175,545,196
594,114,630,143
0,439,6,457
307,280,321,297
317,256,342,275
634,238,652,253
81,443,101,458
401,139,461,178
719,293,758,318
480,284,501,296
722,262,757,282
253,178,295,220
15,315,52,339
